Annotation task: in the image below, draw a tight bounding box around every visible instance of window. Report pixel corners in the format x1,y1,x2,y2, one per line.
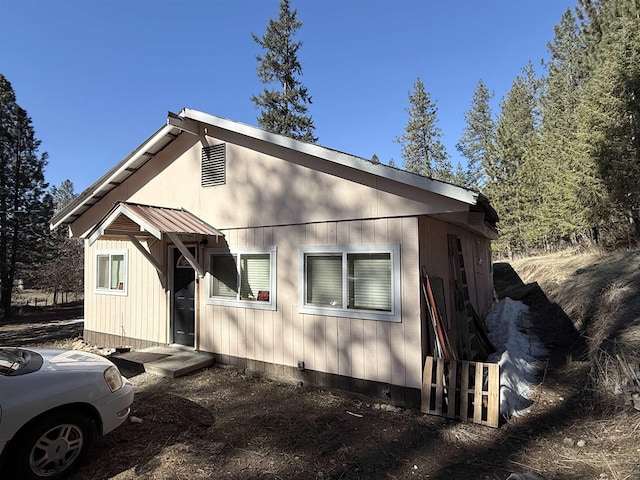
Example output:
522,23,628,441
95,250,128,295
207,247,276,310
299,244,401,322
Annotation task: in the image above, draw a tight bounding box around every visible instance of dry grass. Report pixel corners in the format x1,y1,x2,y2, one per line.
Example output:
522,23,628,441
11,289,82,308
548,414,640,480
507,248,640,480
511,249,640,338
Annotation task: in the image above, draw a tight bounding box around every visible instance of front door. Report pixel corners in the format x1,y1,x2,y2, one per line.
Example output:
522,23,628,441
172,247,196,347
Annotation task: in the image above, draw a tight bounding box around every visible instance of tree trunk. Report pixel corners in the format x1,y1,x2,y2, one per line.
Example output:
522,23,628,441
631,215,640,238
4,115,26,319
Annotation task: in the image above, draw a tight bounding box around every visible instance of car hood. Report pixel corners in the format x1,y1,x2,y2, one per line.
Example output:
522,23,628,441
35,348,115,372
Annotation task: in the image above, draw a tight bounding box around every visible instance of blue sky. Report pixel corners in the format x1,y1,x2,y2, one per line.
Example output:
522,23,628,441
1,1,575,193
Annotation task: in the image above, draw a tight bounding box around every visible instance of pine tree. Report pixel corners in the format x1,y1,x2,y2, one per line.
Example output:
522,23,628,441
453,162,468,188
396,77,453,181
370,153,380,164
577,0,640,69
251,0,317,143
456,79,495,189
52,179,76,214
537,8,597,247
485,64,540,256
45,180,83,304
0,74,51,315
576,13,640,235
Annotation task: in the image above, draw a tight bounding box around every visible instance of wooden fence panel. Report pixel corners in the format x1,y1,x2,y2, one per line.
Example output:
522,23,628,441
421,356,500,428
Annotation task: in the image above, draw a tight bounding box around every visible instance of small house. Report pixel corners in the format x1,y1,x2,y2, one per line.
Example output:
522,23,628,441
51,109,498,407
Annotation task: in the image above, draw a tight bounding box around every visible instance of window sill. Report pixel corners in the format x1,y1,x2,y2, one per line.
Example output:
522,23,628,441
299,305,401,322
95,289,128,297
206,298,276,311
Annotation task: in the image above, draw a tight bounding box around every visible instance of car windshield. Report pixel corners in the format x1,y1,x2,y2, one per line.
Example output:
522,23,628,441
0,348,24,375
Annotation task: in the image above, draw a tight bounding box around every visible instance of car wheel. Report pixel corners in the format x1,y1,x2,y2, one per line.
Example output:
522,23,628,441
13,411,94,480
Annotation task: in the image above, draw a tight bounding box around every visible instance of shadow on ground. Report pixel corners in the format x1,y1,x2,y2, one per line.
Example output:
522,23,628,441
67,263,602,480
493,262,588,365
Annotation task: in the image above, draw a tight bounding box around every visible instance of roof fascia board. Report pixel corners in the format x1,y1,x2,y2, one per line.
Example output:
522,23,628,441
431,212,499,240
88,225,105,246
91,124,174,198
88,206,125,245
50,124,176,231
178,108,479,206
88,204,163,246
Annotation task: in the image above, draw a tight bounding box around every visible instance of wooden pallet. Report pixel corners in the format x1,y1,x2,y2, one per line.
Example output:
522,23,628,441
421,356,500,428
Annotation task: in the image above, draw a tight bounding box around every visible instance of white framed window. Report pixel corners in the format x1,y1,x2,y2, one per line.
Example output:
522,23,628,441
206,246,276,310
299,244,401,322
95,250,128,296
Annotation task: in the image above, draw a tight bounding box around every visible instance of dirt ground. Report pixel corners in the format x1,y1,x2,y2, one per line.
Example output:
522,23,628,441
1,266,639,480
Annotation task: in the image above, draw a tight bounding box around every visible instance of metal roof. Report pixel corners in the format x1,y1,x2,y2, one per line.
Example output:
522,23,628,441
87,202,224,245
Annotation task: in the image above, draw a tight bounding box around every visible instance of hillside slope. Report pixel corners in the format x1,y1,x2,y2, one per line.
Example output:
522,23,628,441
490,249,639,479
509,249,640,408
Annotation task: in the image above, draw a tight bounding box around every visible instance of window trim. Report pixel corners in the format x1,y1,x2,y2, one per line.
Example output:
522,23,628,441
299,244,401,322
206,246,277,310
95,250,128,296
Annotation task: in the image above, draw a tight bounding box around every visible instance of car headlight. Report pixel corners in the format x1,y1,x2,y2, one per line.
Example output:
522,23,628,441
104,365,124,392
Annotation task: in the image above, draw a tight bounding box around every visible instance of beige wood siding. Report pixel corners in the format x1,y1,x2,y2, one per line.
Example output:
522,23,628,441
85,238,168,344
199,217,423,389
74,129,493,392
418,215,494,332
69,134,472,239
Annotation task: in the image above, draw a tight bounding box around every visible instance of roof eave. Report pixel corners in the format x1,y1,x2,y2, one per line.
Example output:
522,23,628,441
50,123,180,231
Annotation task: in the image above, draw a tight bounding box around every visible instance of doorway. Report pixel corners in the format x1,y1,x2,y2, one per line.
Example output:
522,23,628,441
172,247,196,347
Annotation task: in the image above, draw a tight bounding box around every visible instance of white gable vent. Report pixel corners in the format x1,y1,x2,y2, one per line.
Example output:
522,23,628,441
201,144,226,187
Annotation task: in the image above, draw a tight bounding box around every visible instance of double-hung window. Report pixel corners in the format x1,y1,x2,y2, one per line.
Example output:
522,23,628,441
299,244,401,322
207,247,276,310
95,250,128,295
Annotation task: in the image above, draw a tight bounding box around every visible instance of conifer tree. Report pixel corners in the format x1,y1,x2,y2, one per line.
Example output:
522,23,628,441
456,79,495,189
576,13,640,235
0,74,51,315
52,179,76,214
45,180,83,304
396,77,453,181
252,0,317,143
485,64,540,256
538,8,597,245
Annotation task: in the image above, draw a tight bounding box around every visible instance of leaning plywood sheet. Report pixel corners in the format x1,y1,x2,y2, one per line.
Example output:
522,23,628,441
421,356,500,428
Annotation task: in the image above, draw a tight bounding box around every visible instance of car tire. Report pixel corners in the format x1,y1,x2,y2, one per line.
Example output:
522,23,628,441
11,410,94,480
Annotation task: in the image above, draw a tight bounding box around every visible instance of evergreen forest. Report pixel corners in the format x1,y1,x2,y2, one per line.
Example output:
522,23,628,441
454,0,640,257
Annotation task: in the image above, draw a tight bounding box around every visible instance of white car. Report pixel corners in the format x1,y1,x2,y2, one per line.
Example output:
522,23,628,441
0,347,134,480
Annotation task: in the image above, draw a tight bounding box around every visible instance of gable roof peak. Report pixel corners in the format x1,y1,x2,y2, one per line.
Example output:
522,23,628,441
50,108,496,231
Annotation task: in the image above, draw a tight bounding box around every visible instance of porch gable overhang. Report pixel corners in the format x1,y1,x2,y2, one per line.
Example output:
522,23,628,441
88,202,224,277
